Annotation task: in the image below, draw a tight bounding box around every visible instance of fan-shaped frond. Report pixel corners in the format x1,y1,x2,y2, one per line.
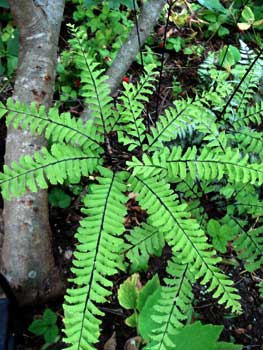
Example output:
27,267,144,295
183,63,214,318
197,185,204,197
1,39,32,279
63,168,127,350
145,99,226,152
128,147,263,185
68,25,114,133
0,99,102,152
128,175,241,312
116,65,156,151
234,224,263,272
125,223,165,270
0,144,100,199
231,102,263,128
144,259,194,350
225,41,263,119
167,147,263,184
227,127,263,157
111,64,156,134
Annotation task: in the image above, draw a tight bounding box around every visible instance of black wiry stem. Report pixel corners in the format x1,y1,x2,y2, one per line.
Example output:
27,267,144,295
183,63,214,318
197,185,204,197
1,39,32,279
219,46,263,119
133,0,144,67
155,0,175,120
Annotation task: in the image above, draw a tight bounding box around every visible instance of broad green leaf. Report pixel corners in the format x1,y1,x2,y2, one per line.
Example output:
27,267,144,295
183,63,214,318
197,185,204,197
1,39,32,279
196,0,226,13
125,313,137,328
138,287,161,341
137,274,160,312
28,320,46,336
218,45,240,68
170,321,241,350
7,29,19,57
43,309,57,325
0,0,9,8
0,102,7,118
44,325,59,344
118,274,140,310
48,187,71,208
241,6,255,24
7,56,18,76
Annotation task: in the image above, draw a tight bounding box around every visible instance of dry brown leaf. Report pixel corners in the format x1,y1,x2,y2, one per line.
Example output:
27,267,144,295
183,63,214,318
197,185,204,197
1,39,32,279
104,331,117,350
234,328,247,335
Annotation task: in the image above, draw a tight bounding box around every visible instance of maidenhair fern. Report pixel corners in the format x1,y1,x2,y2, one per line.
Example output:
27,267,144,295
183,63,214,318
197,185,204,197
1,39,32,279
143,259,194,350
0,28,263,350
63,168,127,349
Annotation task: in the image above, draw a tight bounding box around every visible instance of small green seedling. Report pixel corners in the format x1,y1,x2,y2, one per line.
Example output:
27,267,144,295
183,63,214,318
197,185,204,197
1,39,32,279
48,187,71,209
28,308,59,346
118,274,160,328
238,6,263,31
207,218,237,253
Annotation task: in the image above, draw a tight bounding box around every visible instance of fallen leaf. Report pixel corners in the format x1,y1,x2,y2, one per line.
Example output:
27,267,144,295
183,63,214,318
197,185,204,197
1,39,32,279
234,328,246,335
104,332,117,350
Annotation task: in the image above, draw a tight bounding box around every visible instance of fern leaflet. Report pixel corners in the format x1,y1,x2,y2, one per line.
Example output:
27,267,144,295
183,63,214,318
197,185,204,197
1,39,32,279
0,144,99,199
129,175,241,312
144,259,194,350
0,99,102,152
63,168,127,349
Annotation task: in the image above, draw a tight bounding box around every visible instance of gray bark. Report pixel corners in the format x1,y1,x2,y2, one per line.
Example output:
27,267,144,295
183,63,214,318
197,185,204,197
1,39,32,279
1,0,65,304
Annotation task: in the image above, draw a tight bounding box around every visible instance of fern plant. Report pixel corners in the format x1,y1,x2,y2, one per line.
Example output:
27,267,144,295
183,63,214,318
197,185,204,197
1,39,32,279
0,27,263,350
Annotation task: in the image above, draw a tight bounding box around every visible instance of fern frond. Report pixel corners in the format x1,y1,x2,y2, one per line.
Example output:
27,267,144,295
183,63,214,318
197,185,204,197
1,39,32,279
234,202,263,217
176,178,207,219
117,65,156,151
0,144,99,199
145,100,194,152
226,41,263,116
111,64,156,134
144,259,194,350
128,150,168,178
166,147,263,184
228,128,263,156
231,101,263,128
0,99,102,152
68,25,114,133
198,51,216,82
129,147,263,185
145,99,226,152
234,224,263,272
125,223,165,270
129,175,241,312
63,168,127,350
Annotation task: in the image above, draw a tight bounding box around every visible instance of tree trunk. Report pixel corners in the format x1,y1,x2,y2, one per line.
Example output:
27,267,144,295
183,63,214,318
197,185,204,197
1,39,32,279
1,0,65,305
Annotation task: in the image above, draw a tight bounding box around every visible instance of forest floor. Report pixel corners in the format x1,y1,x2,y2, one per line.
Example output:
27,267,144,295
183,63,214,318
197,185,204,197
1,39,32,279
1,3,263,350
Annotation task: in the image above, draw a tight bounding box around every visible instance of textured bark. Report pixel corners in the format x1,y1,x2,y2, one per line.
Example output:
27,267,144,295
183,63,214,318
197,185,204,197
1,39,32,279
1,0,65,305
106,0,167,93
